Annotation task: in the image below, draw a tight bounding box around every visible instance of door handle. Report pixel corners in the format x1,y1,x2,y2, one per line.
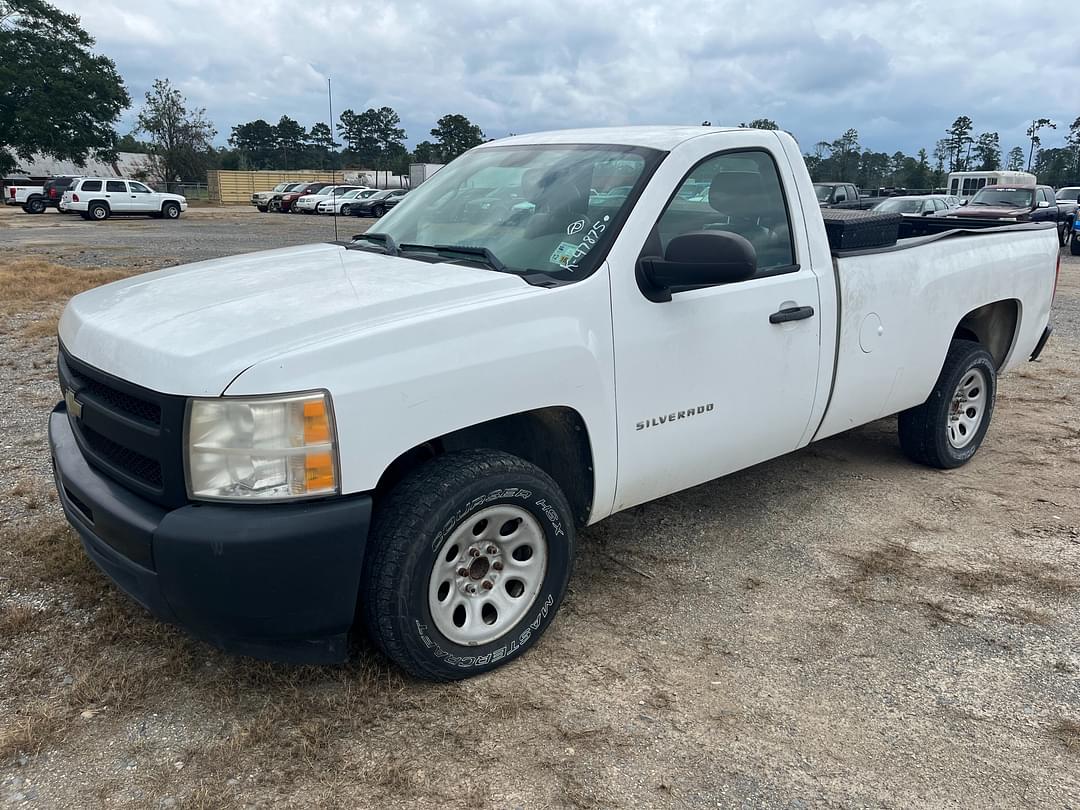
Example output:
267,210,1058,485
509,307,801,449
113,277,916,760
769,305,815,324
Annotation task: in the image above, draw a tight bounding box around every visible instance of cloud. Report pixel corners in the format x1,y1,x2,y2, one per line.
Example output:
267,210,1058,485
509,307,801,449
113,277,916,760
54,0,1076,155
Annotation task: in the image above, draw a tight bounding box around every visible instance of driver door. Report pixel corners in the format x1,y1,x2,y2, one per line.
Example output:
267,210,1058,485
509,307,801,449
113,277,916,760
610,147,822,511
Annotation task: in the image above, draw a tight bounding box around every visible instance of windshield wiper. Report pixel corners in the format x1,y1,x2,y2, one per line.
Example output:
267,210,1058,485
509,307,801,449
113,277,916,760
348,232,399,256
398,243,508,273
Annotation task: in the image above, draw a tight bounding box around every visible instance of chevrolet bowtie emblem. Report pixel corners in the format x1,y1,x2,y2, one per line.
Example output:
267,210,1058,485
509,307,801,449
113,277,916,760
64,388,83,419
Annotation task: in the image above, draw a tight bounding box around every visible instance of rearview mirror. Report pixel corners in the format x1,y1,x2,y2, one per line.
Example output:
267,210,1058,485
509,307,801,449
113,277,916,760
637,231,757,303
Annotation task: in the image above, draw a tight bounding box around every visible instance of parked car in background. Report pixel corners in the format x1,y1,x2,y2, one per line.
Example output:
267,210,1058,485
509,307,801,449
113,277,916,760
1055,186,1079,237
1071,208,1080,255
40,176,80,212
814,182,860,208
293,185,366,214
252,182,297,212
871,195,956,217
317,188,378,216
5,181,45,212
267,182,314,212
62,177,188,221
276,182,330,213
935,184,1068,245
347,188,408,217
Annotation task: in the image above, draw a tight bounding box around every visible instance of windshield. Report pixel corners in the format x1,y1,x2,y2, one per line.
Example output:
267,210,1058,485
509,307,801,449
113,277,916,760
813,184,833,202
873,197,923,214
969,188,1033,208
272,183,289,192
340,189,365,199
352,144,662,281
1056,187,1080,201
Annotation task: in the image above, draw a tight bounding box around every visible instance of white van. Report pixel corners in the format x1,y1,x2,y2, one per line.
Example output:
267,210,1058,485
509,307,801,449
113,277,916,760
947,170,1036,199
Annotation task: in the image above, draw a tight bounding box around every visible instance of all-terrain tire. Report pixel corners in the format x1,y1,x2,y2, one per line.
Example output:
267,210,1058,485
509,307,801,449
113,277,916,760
898,339,997,469
362,450,575,681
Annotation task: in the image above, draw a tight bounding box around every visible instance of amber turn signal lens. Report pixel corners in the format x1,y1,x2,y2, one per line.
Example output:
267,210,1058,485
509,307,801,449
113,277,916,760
304,400,331,444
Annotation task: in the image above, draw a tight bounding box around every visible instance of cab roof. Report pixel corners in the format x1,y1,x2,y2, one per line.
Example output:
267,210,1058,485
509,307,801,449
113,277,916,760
479,126,745,151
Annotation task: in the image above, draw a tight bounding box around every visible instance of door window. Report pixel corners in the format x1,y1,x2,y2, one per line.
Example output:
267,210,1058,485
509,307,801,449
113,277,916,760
646,149,796,275
129,182,152,194
106,180,127,193
81,180,102,191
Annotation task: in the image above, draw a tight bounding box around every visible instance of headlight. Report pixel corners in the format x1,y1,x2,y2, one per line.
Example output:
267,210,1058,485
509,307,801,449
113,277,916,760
185,391,338,502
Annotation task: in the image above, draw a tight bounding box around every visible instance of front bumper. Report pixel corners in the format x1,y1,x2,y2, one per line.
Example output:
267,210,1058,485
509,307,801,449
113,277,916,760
48,403,372,664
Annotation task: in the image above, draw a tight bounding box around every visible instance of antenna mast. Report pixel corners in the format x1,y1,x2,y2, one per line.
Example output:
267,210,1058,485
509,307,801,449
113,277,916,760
328,76,338,241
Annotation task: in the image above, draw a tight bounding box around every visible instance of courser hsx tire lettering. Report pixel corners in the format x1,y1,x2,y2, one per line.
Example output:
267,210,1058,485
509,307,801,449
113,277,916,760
361,450,574,681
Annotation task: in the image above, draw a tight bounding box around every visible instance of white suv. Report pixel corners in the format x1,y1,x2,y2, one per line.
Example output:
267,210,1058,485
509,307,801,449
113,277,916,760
63,177,188,221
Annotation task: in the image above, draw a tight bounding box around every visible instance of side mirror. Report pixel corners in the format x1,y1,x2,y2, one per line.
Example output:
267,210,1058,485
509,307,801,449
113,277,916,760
1036,200,1050,209
922,209,933,216
637,231,757,303
960,199,969,206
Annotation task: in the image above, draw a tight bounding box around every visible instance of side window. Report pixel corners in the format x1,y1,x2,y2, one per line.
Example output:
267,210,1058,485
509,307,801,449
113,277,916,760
949,179,959,196
129,182,151,194
834,187,847,202
648,149,796,276
106,180,126,193
1039,188,1053,205
935,199,947,211
848,185,858,200
81,180,102,192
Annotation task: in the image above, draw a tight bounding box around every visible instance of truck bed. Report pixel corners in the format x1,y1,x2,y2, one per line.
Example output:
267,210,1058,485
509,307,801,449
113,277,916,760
815,223,1058,440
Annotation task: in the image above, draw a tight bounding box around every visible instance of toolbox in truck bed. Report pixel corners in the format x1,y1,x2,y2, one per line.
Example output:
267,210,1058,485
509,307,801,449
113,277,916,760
821,209,902,251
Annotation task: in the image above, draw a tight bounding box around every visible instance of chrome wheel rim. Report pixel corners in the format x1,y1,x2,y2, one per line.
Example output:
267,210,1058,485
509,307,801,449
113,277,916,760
947,367,988,449
428,505,548,646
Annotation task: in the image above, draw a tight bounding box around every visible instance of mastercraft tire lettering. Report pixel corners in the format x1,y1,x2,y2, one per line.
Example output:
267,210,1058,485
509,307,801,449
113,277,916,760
362,450,574,681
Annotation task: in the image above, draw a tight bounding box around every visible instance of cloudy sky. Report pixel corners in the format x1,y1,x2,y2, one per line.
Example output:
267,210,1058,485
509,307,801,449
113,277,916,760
53,0,1076,156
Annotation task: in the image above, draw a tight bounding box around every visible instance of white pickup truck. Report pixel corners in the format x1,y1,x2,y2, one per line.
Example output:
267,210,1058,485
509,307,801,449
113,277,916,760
5,182,45,213
49,126,1058,680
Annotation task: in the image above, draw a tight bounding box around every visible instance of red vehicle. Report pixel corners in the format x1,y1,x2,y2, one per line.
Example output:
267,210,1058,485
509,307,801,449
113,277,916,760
275,182,330,213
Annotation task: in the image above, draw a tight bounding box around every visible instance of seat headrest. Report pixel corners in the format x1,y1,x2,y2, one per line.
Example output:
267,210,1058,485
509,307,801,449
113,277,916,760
709,171,767,216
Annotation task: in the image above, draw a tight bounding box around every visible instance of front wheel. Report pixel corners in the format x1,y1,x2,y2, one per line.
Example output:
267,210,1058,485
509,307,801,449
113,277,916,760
1071,234,1080,256
898,339,997,469
340,204,351,216
256,205,268,213
362,450,575,681
372,204,386,217
162,202,181,219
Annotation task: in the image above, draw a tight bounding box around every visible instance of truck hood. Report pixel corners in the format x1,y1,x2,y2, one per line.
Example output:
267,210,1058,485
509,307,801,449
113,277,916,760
941,206,1031,220
59,242,531,396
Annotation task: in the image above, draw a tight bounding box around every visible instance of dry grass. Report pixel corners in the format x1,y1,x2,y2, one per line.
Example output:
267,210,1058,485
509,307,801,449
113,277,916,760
0,257,140,336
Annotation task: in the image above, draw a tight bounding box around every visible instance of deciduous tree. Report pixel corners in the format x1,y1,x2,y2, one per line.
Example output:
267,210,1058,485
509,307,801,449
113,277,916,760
136,79,217,185
0,0,130,176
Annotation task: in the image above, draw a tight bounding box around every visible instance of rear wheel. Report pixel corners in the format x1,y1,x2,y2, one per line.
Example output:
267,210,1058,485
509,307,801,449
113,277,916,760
362,450,575,681
898,339,996,469
162,202,180,219
88,203,109,221
24,197,46,214
1071,234,1080,256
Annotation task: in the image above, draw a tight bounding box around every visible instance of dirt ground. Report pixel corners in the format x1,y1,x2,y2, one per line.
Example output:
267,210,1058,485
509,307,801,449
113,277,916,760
1,204,1078,809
